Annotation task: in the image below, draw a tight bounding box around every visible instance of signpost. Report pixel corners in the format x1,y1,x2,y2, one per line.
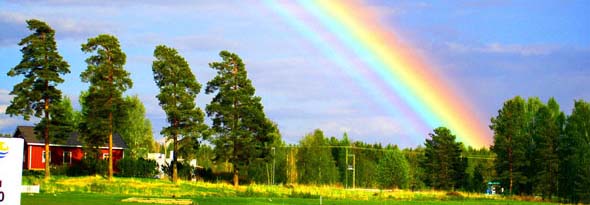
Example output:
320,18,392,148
0,138,24,205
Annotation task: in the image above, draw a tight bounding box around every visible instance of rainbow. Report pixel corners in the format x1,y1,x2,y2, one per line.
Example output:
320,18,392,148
265,0,491,147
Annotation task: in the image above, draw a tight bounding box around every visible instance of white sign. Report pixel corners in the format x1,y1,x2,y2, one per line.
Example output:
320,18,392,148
0,138,24,205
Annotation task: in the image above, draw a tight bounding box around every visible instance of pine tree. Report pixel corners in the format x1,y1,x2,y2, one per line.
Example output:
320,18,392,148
206,50,274,187
152,45,207,183
80,34,132,180
490,96,529,195
422,127,465,190
531,98,563,199
6,19,70,179
559,100,590,203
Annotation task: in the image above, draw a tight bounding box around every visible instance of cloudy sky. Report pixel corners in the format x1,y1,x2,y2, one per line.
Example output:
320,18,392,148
0,0,588,148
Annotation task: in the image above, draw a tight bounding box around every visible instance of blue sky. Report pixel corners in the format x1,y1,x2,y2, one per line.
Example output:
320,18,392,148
0,0,588,148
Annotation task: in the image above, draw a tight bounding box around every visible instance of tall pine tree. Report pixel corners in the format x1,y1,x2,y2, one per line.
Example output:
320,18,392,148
531,98,563,199
152,45,207,183
80,34,132,180
6,19,70,179
422,127,465,190
490,96,529,195
559,100,590,203
206,51,274,187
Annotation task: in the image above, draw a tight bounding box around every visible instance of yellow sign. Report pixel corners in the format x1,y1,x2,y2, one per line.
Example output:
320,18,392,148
0,141,8,159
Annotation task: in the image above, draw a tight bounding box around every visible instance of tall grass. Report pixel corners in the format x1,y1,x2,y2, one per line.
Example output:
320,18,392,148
23,176,544,203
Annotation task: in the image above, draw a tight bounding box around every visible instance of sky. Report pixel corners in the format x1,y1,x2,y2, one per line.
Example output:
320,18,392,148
0,0,588,148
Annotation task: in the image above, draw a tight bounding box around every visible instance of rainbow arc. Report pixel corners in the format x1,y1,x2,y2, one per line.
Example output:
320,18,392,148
266,0,491,147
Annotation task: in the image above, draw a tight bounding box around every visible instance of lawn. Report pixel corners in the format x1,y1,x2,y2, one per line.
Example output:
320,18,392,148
21,176,556,205
22,193,555,205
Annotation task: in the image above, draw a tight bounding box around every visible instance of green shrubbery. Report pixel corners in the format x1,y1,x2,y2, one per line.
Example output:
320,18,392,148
161,161,193,180
116,158,158,178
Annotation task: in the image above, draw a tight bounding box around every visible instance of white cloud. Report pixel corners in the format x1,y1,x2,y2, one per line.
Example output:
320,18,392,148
445,42,554,56
0,89,13,105
0,11,118,43
319,116,404,140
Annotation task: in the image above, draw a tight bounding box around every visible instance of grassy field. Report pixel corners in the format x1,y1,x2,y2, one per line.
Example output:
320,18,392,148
21,176,556,205
22,193,556,205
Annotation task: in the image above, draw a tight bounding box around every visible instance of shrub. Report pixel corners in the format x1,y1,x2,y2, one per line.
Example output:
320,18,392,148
117,158,158,178
74,156,107,176
161,161,194,180
376,148,409,189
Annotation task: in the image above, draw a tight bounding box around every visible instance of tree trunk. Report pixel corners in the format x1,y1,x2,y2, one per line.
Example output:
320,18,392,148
107,48,114,181
43,33,50,180
44,103,50,180
509,146,513,195
233,168,239,187
43,109,51,180
108,112,113,181
173,133,178,183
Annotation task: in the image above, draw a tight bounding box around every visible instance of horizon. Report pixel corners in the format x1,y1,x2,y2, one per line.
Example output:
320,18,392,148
1,0,589,148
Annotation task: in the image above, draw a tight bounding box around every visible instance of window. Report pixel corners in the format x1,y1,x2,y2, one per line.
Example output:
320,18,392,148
42,151,51,163
102,153,109,160
63,151,72,164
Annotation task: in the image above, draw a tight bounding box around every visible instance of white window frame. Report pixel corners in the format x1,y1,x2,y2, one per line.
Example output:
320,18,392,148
63,151,72,164
42,151,51,163
102,153,110,160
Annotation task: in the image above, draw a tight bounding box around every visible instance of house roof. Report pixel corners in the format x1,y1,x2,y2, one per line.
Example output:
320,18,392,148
13,126,127,149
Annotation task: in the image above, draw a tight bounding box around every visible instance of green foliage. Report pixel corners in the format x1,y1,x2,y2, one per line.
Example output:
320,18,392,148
403,147,426,191
490,96,529,194
116,158,158,178
529,98,562,199
79,34,131,141
422,127,466,190
6,19,70,120
79,34,132,179
350,142,383,188
34,96,76,144
74,155,108,176
376,148,409,189
468,163,486,193
558,100,590,203
246,131,287,185
161,161,194,180
6,19,70,178
152,45,208,183
206,50,275,186
328,134,350,186
118,95,155,159
297,129,339,185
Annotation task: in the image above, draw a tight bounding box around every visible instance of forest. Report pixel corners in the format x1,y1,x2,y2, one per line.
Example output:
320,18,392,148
4,19,590,204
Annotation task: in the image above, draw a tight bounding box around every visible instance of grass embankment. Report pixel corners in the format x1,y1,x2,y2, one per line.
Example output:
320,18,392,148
22,176,555,204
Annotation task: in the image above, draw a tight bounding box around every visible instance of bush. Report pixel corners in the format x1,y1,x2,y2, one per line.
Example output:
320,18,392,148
161,161,194,180
117,158,158,178
377,148,409,189
69,156,107,176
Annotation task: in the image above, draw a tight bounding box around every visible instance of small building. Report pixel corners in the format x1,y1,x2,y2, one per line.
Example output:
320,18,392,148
12,126,127,170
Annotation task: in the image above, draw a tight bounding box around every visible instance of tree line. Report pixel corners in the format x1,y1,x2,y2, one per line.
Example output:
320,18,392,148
491,96,590,203
5,19,590,204
5,19,275,185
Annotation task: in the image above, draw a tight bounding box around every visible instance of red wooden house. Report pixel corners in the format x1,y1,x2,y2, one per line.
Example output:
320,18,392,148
12,126,127,170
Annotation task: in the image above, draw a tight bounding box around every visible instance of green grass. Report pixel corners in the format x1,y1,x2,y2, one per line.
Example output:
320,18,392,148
21,176,556,205
22,193,555,205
